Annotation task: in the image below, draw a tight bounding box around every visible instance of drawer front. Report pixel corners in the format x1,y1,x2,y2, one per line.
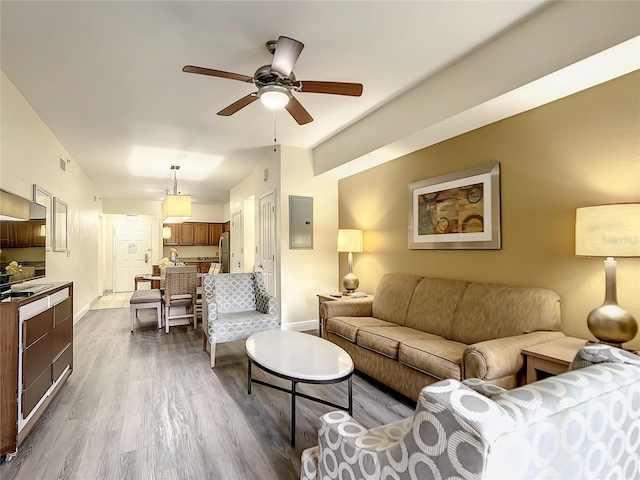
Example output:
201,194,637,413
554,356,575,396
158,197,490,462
50,287,70,307
22,365,52,418
52,315,72,356
54,297,72,326
23,333,52,389
23,307,53,348
19,297,49,322
52,345,72,381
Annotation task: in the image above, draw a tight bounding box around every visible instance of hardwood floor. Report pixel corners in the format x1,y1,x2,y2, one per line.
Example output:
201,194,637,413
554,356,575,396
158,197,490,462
1,307,414,480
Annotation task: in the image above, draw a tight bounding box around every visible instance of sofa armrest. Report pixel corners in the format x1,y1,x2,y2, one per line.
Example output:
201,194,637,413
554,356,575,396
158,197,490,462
320,297,373,320
464,331,565,381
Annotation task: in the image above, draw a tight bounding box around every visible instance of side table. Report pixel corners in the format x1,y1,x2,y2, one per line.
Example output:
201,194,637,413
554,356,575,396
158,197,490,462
317,293,373,337
522,337,587,383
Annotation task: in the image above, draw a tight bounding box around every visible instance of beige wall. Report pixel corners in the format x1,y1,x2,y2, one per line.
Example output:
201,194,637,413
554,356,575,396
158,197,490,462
339,71,640,350
280,146,338,328
1,72,101,318
229,146,339,329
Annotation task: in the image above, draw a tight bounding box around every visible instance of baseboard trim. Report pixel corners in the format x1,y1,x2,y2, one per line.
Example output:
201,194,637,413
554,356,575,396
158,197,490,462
282,319,318,332
74,304,90,324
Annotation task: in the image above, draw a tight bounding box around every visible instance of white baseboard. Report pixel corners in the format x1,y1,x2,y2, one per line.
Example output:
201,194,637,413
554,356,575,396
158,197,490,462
74,304,90,324
282,319,318,332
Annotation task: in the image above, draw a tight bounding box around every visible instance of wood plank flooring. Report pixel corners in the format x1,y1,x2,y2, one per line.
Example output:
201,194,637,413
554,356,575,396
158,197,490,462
0,307,415,480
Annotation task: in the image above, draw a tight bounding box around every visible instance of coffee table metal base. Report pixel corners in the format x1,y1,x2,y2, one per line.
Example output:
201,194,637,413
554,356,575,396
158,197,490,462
247,358,353,447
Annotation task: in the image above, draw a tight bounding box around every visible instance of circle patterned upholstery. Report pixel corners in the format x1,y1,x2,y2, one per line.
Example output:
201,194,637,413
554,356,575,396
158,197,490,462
300,345,640,480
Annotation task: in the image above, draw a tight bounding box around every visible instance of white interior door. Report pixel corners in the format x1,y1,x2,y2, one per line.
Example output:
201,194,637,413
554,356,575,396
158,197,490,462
231,210,243,273
257,191,276,296
114,224,151,292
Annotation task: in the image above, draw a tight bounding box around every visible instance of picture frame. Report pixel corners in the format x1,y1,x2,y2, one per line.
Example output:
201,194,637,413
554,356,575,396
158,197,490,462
408,162,501,250
33,184,53,250
53,197,68,252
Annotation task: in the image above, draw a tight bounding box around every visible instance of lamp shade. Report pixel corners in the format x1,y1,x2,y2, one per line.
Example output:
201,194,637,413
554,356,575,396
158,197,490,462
576,203,640,257
338,229,363,253
161,194,191,224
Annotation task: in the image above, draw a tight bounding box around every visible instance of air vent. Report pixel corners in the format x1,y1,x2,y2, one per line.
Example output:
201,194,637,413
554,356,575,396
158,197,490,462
59,158,66,171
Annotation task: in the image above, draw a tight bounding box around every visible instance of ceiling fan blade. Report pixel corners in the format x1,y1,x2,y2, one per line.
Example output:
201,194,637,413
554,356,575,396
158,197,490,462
270,36,304,77
183,65,253,83
217,94,259,116
285,96,313,125
297,81,363,97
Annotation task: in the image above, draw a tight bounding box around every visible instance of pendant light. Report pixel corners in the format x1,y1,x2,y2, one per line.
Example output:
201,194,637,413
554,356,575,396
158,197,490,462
161,165,191,223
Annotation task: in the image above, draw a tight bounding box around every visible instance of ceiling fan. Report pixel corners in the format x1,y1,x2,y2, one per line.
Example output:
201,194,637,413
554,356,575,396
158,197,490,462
182,36,363,125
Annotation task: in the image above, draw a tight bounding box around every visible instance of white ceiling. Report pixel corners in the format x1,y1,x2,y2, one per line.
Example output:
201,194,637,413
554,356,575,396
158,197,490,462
0,0,550,204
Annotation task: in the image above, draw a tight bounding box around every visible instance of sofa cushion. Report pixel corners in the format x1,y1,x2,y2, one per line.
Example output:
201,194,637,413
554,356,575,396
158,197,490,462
371,274,423,327
399,339,467,380
404,277,469,337
450,283,561,344
326,316,396,343
356,326,443,360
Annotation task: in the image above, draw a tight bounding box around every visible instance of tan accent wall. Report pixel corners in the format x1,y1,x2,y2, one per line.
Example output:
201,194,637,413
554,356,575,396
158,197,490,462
339,71,640,350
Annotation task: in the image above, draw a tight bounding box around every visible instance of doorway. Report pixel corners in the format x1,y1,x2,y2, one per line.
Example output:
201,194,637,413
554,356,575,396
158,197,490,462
257,191,276,296
231,210,243,272
113,224,151,292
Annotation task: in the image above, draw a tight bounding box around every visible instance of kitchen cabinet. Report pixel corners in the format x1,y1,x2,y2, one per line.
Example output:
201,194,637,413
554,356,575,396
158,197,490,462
209,223,222,246
162,222,224,247
0,282,73,460
223,222,231,233
194,223,209,246
179,223,194,246
162,225,180,246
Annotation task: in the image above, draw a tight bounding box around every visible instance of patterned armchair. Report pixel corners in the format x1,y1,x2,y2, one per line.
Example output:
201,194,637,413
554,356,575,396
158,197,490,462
301,345,640,480
202,272,280,367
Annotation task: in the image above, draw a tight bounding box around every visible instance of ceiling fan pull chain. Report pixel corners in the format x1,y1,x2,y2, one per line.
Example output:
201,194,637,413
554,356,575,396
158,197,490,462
273,110,277,152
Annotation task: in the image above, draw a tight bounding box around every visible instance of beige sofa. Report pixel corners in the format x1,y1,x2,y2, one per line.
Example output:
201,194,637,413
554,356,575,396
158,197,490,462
321,274,564,400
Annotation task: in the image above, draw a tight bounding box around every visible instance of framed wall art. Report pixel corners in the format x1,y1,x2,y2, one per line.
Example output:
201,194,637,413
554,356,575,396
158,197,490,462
33,184,53,250
408,162,501,250
53,197,68,252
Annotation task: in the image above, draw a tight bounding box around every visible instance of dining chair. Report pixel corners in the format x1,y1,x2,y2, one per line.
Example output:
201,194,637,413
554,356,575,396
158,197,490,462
163,266,198,333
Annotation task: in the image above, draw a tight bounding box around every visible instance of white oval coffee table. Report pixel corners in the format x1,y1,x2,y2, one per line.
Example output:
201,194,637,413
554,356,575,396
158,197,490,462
245,330,354,446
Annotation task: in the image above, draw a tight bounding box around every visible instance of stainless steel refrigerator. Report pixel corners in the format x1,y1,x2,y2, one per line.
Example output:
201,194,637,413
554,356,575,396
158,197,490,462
218,232,230,273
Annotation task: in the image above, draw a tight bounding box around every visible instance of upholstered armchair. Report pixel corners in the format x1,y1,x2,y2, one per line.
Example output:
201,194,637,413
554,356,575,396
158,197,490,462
301,345,640,480
202,272,280,367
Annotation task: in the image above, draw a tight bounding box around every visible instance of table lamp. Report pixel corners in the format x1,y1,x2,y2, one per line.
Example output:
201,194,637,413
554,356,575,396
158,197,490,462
338,229,363,295
575,203,640,347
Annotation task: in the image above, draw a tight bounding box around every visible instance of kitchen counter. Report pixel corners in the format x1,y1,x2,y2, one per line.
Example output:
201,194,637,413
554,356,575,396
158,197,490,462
179,257,219,262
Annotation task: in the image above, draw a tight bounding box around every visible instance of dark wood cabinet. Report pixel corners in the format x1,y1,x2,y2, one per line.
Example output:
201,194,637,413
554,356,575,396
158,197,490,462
223,221,231,233
162,225,180,246
209,223,222,246
1,283,73,459
163,222,224,247
194,223,209,246
178,223,194,246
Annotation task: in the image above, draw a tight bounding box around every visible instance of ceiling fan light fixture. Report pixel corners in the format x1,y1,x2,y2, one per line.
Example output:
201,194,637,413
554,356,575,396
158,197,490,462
259,85,291,109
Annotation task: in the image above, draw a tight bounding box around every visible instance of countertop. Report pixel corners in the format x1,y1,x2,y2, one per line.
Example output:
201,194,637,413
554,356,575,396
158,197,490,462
179,257,219,262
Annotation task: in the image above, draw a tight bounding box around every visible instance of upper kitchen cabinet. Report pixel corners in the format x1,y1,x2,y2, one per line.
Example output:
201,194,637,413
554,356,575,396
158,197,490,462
208,223,222,246
194,223,209,246
163,222,224,247
162,225,180,246
179,223,194,246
